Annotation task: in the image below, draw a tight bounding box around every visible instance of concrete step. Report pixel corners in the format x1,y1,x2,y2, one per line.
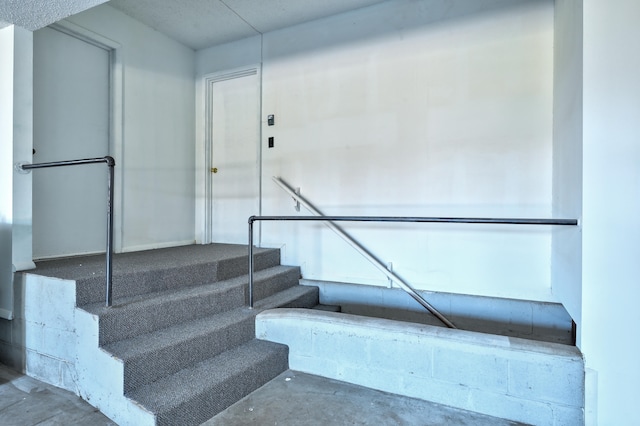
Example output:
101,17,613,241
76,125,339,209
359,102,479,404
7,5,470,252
82,265,301,345
104,285,318,394
127,339,289,426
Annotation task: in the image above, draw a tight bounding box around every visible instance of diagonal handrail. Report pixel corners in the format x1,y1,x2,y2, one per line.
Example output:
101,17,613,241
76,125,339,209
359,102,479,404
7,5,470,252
255,177,457,328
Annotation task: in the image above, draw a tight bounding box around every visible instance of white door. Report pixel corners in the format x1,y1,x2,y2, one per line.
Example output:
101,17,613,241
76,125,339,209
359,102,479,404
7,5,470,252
33,27,110,259
209,70,261,244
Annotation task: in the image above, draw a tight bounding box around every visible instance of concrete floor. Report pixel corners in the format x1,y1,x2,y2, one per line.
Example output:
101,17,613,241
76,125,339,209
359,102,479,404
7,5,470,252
0,363,116,426
1,363,526,426
206,370,527,426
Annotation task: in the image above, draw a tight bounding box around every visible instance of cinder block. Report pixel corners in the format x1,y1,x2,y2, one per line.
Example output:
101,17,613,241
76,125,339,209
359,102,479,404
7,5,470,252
508,358,584,407
25,350,68,390
311,328,369,364
23,275,76,329
338,363,403,394
367,337,432,378
433,346,509,393
552,404,585,426
467,387,555,425
60,361,80,394
42,328,77,362
256,317,313,357
289,353,338,378
401,375,472,408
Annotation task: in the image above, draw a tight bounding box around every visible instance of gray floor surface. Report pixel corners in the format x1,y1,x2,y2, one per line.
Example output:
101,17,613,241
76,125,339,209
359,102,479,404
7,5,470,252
206,370,527,426
1,363,526,426
0,363,116,426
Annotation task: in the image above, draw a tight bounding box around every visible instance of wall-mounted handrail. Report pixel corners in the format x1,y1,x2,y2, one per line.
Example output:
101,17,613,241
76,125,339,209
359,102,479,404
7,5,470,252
248,176,579,329
18,156,116,307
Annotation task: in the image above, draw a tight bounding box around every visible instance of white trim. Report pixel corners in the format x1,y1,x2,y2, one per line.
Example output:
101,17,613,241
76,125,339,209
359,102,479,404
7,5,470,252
51,21,125,253
119,240,196,253
12,260,35,271
198,65,262,245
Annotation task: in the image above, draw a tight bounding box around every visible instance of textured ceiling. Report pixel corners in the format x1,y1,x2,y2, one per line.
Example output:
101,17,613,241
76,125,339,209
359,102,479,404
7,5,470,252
0,0,108,30
0,0,388,50
107,0,389,50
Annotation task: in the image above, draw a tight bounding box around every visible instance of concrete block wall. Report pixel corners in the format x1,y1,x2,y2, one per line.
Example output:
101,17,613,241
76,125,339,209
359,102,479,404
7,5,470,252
256,309,584,426
0,272,153,426
0,273,79,390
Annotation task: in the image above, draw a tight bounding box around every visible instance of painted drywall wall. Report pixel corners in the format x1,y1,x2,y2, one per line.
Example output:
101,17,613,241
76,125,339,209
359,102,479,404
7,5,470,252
0,26,16,319
63,5,196,252
582,0,640,424
0,25,34,320
266,0,554,300
196,0,555,301
551,0,583,328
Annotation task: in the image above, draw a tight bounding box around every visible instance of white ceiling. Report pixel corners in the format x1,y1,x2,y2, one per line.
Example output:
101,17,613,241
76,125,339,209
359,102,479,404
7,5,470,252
0,0,109,31
107,0,389,50
1,0,389,50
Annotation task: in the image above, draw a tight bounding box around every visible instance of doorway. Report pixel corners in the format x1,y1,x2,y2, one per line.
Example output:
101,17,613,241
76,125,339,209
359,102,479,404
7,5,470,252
205,67,261,244
33,26,111,259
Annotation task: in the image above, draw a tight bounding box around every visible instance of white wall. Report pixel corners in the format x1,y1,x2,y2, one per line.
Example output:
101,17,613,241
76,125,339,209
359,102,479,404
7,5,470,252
0,25,34,320
582,0,640,424
551,1,583,328
199,0,555,301
0,26,16,319
65,5,196,252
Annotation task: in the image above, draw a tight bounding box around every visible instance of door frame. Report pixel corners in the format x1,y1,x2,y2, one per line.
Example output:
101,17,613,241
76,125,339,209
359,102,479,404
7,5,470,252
47,20,124,253
197,65,262,244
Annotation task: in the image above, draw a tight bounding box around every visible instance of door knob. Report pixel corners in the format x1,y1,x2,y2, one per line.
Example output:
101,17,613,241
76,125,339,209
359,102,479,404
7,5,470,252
211,167,218,173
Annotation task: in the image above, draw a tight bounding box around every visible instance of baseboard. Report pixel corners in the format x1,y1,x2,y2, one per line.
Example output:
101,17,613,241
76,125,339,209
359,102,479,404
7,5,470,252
120,239,196,253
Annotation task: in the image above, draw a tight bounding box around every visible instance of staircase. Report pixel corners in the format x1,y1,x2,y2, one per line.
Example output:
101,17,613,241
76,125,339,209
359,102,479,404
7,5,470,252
25,244,318,426
8,243,584,426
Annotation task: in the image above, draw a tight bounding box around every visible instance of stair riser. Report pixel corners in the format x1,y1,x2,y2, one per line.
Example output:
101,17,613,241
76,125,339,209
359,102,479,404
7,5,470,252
99,285,245,345
217,249,281,281
156,347,289,426
250,267,301,303
77,250,282,306
97,266,302,345
123,315,256,393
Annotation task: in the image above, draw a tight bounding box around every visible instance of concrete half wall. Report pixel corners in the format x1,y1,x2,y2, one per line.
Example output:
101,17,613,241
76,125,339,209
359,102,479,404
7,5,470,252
257,308,584,425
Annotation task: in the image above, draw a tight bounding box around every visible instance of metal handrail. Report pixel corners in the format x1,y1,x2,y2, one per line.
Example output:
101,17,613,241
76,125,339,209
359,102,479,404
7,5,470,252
18,156,116,307
248,177,579,329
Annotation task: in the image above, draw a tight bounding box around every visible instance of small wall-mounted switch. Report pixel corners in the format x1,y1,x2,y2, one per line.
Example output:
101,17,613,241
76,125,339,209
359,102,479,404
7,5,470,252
267,114,275,126
268,137,274,148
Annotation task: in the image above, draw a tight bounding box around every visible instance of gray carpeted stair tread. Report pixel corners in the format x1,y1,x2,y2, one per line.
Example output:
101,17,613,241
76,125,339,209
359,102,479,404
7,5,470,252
35,244,278,280
104,285,318,393
128,339,289,426
106,285,317,361
81,265,300,345
35,244,282,305
82,264,299,314
109,309,255,393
